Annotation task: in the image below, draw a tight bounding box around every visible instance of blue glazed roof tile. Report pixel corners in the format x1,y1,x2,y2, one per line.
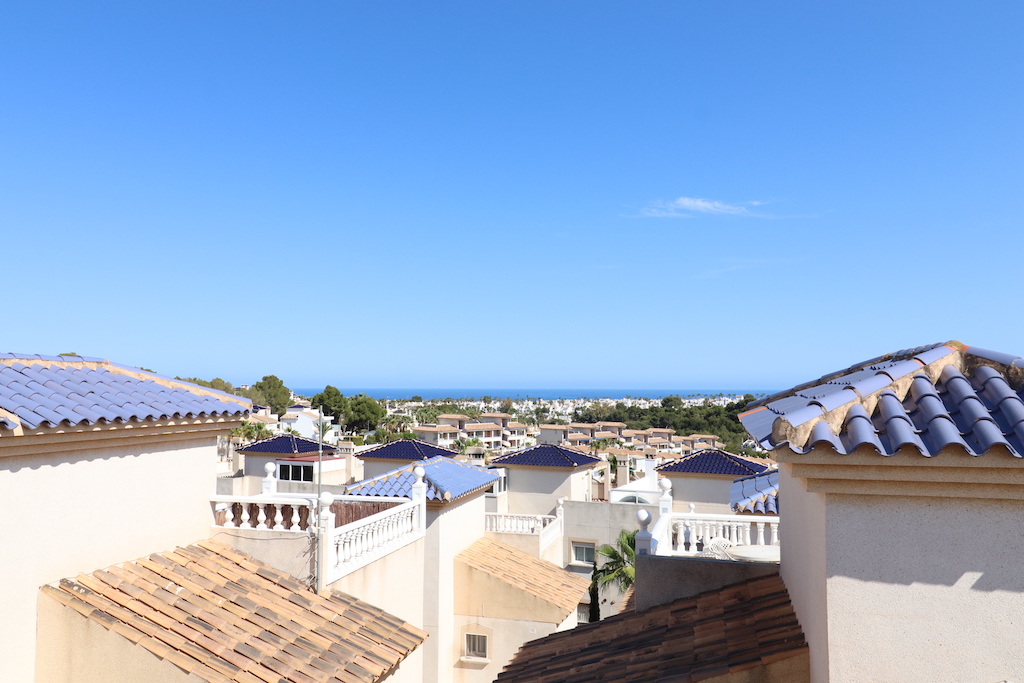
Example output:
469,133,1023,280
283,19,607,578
0,355,249,432
491,444,601,468
656,449,771,477
346,456,499,503
731,469,779,515
358,439,457,460
238,434,335,455
740,342,1024,458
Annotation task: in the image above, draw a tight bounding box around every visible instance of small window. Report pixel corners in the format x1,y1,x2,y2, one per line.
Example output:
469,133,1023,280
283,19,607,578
302,465,313,482
278,464,291,480
576,603,591,624
573,542,595,565
465,633,488,659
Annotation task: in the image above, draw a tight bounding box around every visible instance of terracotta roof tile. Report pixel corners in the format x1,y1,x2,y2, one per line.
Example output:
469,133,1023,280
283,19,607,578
457,538,590,616
496,574,805,683
41,539,426,683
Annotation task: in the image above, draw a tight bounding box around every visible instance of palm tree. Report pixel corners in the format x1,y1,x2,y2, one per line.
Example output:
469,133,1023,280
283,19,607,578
592,529,637,593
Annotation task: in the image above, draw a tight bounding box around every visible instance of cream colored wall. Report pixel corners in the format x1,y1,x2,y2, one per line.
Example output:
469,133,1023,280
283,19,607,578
210,527,314,584
507,466,594,515
823,493,1024,683
330,537,426,627
775,464,826,682
362,458,416,480
506,466,572,514
0,435,219,682
452,615,563,683
35,592,190,683
423,496,486,683
665,472,734,513
454,563,569,624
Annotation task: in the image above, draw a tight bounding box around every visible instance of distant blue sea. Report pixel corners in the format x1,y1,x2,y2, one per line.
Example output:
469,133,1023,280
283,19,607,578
291,388,774,401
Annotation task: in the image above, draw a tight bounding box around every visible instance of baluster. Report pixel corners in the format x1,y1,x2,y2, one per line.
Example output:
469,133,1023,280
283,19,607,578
771,521,780,546
273,505,284,530
743,521,751,546
239,503,251,529
756,522,765,546
288,506,299,530
218,503,233,528
255,504,267,530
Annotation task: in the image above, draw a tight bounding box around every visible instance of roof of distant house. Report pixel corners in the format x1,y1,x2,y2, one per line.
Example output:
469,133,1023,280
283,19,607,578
437,413,469,420
464,422,502,431
238,434,336,455
412,424,460,433
492,444,601,468
357,439,457,461
457,538,589,617
40,539,425,683
539,424,570,431
0,354,249,432
481,412,511,418
732,469,779,515
596,421,627,427
346,456,499,502
495,574,805,683
656,449,772,477
738,341,1024,457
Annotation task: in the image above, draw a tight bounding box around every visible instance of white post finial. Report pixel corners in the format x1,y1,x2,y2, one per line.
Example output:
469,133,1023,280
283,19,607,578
689,502,696,514
658,477,672,515
556,498,565,518
263,462,278,496
635,509,653,556
411,466,427,530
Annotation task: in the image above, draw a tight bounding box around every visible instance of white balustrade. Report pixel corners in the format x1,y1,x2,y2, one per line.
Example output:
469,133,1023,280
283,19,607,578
484,513,557,534
666,504,780,555
211,495,318,532
325,497,426,583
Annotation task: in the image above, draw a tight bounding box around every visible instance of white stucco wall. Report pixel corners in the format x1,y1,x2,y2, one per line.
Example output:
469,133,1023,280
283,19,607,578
824,493,1024,683
0,434,219,682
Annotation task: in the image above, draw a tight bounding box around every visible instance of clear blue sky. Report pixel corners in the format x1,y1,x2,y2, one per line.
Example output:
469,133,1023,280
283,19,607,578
2,2,1021,390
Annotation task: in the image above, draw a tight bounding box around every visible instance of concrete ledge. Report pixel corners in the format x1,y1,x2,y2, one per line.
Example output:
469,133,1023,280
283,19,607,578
634,554,780,612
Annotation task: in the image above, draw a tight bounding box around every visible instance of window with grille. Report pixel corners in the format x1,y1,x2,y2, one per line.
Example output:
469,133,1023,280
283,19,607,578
465,633,488,659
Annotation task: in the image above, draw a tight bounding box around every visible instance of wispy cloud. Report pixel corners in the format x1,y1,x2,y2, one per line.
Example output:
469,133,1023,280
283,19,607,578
694,257,796,279
641,196,769,218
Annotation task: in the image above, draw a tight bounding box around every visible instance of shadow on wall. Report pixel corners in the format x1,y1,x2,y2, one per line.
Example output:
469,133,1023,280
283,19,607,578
825,494,1024,592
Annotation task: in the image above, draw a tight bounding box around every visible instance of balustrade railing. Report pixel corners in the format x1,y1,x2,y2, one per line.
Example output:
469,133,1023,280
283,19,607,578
211,495,317,532
326,498,424,582
665,505,779,556
484,513,557,535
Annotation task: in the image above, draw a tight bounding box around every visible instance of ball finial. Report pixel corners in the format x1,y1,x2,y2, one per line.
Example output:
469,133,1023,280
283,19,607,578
413,466,426,480
264,462,277,475
658,477,672,492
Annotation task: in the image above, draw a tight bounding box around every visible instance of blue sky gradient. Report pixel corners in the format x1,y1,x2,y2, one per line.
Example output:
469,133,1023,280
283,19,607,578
2,2,1021,389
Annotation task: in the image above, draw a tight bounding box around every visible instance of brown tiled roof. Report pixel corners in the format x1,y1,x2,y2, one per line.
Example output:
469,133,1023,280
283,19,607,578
539,424,569,431
40,539,426,683
457,538,589,615
496,574,805,683
437,413,469,420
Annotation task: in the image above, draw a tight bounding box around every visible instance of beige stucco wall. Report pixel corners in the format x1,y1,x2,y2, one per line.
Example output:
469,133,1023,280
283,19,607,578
452,615,570,683
664,471,734,513
507,466,592,515
454,562,571,625
777,464,828,683
35,591,190,683
361,457,418,481
0,434,220,682
823,492,1024,683
210,527,315,584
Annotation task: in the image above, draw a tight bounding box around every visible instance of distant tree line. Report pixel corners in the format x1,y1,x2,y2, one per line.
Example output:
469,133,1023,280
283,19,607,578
572,394,761,456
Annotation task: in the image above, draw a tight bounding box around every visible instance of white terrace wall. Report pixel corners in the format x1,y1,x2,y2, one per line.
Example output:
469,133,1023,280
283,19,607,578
0,432,220,683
